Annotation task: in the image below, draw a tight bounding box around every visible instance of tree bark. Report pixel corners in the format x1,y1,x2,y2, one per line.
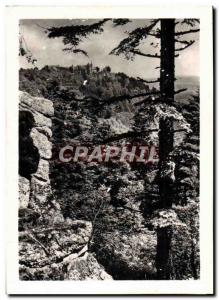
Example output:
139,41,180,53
160,19,175,104
156,19,175,280
156,227,173,279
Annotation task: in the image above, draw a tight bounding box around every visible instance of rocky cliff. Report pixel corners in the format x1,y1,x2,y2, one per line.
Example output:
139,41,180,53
19,91,112,280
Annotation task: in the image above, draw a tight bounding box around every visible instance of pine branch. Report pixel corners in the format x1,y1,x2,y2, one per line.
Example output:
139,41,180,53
46,19,110,50
40,18,131,57
179,19,200,26
112,19,131,26
110,19,160,58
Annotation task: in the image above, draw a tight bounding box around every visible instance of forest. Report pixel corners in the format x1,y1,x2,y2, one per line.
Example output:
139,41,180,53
18,18,200,280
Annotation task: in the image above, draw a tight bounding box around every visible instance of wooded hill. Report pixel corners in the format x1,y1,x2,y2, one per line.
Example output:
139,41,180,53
19,64,153,100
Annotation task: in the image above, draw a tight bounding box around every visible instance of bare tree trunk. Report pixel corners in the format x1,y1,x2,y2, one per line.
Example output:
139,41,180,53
156,19,175,280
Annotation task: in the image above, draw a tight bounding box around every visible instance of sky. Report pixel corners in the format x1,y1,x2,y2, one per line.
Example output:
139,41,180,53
19,19,199,79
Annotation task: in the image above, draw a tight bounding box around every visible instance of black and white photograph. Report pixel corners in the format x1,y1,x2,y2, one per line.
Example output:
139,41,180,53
6,6,213,295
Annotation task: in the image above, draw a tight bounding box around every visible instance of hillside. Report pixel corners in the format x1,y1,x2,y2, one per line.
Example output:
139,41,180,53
19,64,151,100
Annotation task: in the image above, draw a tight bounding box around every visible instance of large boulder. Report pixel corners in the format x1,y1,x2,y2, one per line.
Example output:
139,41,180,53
19,220,112,280
94,229,157,280
19,91,54,118
19,252,112,281
65,253,112,280
19,221,92,267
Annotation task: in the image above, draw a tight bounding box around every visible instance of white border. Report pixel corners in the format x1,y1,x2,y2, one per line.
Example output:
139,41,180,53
6,6,213,295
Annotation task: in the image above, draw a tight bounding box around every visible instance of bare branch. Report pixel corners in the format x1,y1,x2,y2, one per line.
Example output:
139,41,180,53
147,32,160,38
175,40,195,51
101,127,188,144
175,39,191,45
174,129,189,133
134,96,160,106
130,50,160,58
137,76,160,84
102,129,159,143
63,245,88,263
20,231,50,256
122,205,142,213
175,29,200,36
104,91,161,105
174,88,187,95
63,48,89,57
36,23,48,31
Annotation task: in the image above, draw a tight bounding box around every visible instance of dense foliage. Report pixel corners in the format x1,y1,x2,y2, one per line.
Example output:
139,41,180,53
19,65,199,280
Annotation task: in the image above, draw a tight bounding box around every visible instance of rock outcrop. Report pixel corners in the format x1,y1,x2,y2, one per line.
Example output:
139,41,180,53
19,91,57,225
18,91,112,280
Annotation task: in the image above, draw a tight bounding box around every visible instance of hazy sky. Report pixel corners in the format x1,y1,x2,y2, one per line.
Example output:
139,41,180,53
19,19,199,79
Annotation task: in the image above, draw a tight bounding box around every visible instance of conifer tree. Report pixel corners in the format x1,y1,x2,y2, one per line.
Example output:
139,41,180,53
110,18,199,279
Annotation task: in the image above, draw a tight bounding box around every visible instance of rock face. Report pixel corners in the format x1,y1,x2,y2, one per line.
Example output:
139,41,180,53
18,91,112,280
19,91,60,225
19,176,30,209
